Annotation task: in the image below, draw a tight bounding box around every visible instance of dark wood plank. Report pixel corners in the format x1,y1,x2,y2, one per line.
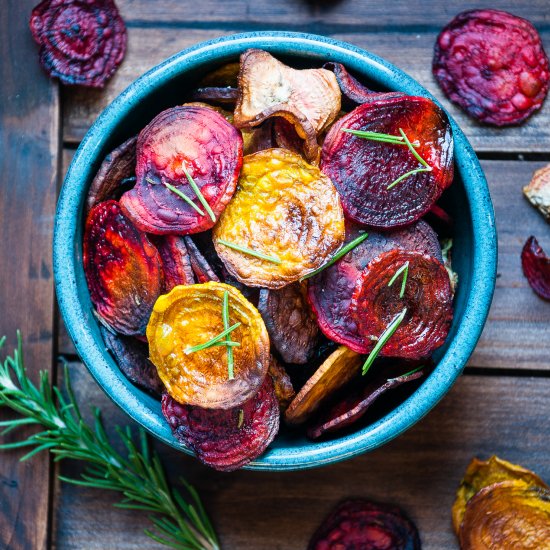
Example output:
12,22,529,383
62,29,550,152
53,361,550,549
0,2,59,549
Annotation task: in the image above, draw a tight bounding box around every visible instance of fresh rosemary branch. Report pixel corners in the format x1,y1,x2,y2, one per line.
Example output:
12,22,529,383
184,323,241,355
387,261,410,299
217,239,282,264
300,232,369,281
182,166,217,223
222,291,235,381
0,334,220,550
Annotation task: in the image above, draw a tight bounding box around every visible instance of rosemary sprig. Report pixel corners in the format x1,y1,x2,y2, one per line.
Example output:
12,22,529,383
387,261,409,299
362,308,407,376
222,291,235,380
148,177,206,217
300,232,369,281
342,128,419,147
0,334,219,550
184,323,241,355
182,166,216,223
387,167,432,190
387,365,424,382
217,239,281,264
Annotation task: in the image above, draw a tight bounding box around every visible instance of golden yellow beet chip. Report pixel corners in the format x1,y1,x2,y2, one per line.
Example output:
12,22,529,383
284,346,362,425
213,148,345,289
147,282,270,409
459,481,550,550
452,455,549,534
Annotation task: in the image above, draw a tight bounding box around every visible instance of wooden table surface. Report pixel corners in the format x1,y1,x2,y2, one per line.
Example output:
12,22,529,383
1,1,549,549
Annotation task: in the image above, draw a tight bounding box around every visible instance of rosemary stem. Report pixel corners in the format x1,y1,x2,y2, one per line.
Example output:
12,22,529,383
387,167,432,190
217,239,281,264
182,166,217,223
387,261,410,299
222,290,235,380
184,323,241,355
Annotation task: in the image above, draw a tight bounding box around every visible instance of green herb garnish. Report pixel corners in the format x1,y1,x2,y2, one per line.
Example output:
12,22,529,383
146,176,206,216
387,167,432,190
182,166,217,223
362,308,407,376
222,290,235,380
184,322,241,355
387,364,424,382
0,334,220,550
217,239,282,264
387,261,409,299
342,129,420,147
300,232,369,281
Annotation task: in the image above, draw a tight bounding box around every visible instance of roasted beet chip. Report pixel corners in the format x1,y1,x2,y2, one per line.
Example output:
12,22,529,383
523,164,550,221
308,365,426,440
323,62,405,106
242,120,276,156
86,136,137,213
83,201,163,335
433,10,549,126
184,236,221,283
308,221,442,354
273,117,307,156
321,95,453,229
308,498,421,550
30,0,127,88
258,283,319,364
120,106,243,235
191,87,238,105
521,236,550,300
100,326,164,396
150,235,195,292
353,250,453,360
161,375,279,472
268,355,295,412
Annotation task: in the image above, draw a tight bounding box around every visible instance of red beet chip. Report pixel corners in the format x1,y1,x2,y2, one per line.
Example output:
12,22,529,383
120,106,243,235
321,96,453,229
353,250,453,360
83,200,163,335
86,136,137,214
29,0,127,88
521,236,550,300
162,376,279,472
308,364,426,440
308,498,421,550
433,9,549,126
100,326,164,396
307,221,442,354
150,235,195,292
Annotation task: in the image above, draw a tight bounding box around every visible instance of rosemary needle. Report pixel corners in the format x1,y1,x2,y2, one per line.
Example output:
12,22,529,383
217,239,282,264
222,290,235,380
362,308,407,376
387,261,410,299
184,322,241,354
182,166,217,223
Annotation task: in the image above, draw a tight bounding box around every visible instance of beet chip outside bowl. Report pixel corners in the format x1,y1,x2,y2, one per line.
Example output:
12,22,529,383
54,32,497,471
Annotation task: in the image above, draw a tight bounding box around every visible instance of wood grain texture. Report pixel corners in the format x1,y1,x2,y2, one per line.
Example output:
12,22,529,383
0,2,59,549
62,27,550,151
53,361,550,550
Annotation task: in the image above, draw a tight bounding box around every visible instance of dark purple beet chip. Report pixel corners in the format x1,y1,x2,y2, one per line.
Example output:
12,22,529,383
321,95,454,229
308,365,426,440
258,283,319,364
30,0,127,88
307,220,442,354
162,376,279,472
521,236,550,300
191,87,239,105
308,498,421,550
433,9,549,126
184,236,221,283
100,326,164,396
150,235,195,292
86,136,137,214
273,117,306,156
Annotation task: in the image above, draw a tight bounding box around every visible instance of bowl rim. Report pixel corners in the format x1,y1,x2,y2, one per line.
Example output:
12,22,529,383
54,31,497,471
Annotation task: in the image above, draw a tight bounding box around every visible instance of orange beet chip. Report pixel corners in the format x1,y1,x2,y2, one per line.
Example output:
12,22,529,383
147,282,270,409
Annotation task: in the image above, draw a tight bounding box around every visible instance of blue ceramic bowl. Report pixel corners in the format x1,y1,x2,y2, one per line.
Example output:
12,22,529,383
54,32,497,471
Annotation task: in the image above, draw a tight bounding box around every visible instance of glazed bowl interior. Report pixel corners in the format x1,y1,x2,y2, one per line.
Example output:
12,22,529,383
54,32,497,471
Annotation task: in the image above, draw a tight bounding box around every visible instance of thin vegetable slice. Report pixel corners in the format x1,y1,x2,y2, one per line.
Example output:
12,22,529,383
213,148,345,289
308,498,421,550
184,236,221,283
120,106,243,234
521,236,550,300
284,346,362,425
353,250,453,359
147,282,269,409
459,481,550,550
523,164,550,221
258,283,319,364
308,221,442,353
191,87,238,105
268,355,295,412
150,235,195,292
321,95,453,228
100,326,164,396
452,455,549,535
83,201,163,335
86,136,137,213
30,0,127,88
162,375,279,472
433,9,549,126
234,49,341,163
308,365,426,440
